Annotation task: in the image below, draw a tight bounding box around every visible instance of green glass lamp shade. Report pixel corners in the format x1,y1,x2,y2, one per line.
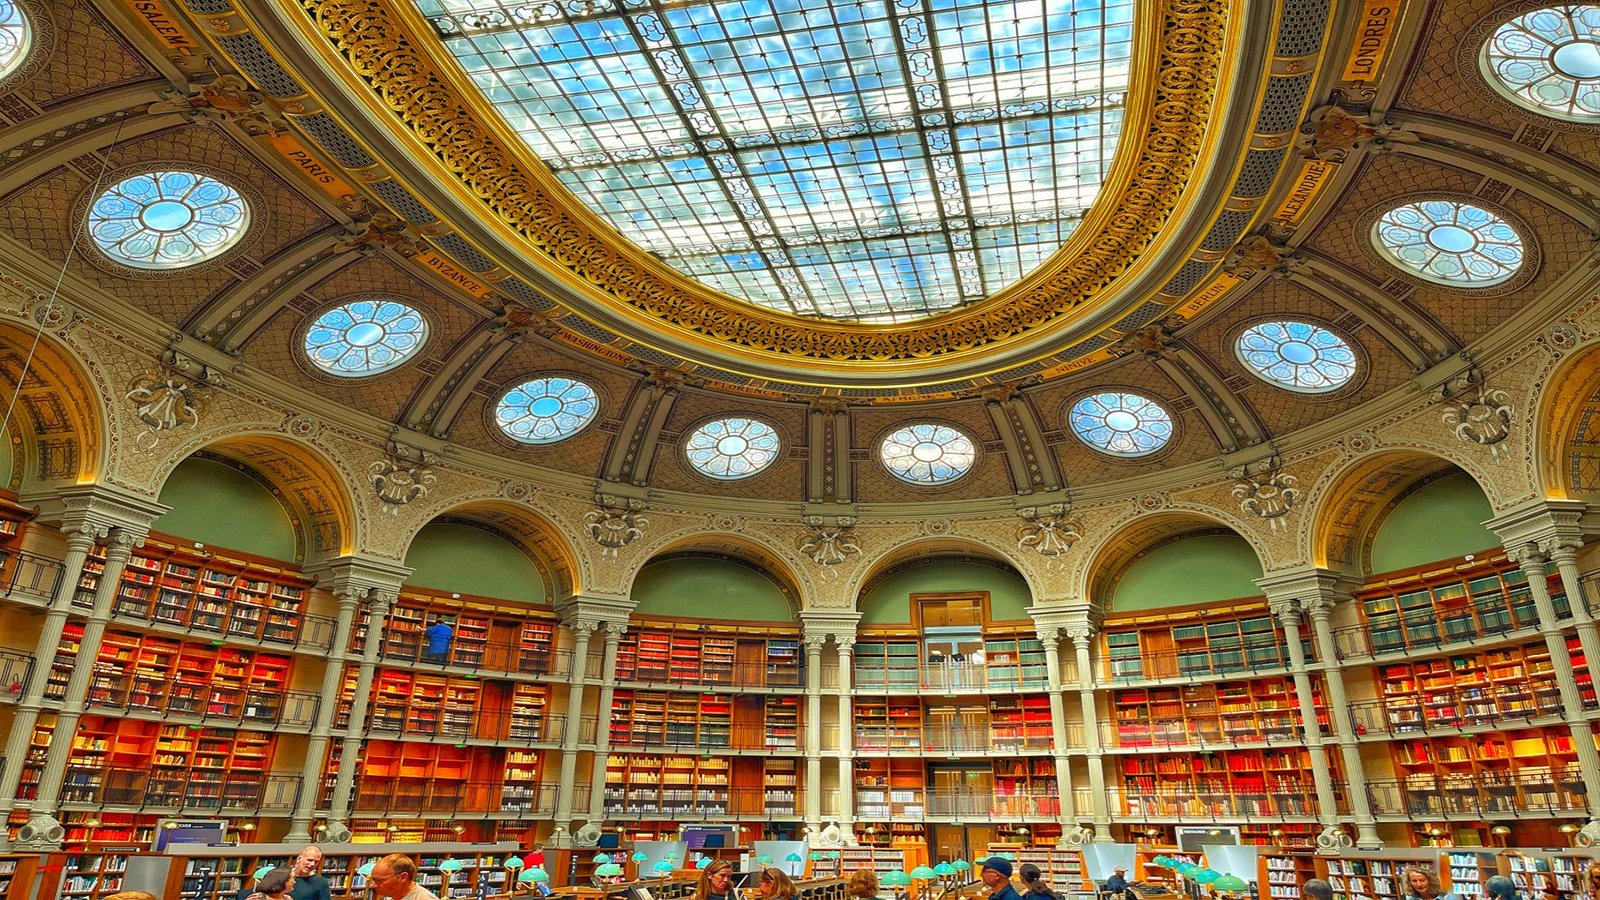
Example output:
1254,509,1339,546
654,860,676,873
953,861,972,872
786,853,804,863
633,852,649,863
756,855,775,866
519,870,540,884
911,866,938,880
882,871,913,887
810,853,825,861
254,865,276,880
357,862,376,877
1151,857,1173,868
934,864,956,877
827,852,841,860
440,860,465,873
528,868,551,883
697,858,713,870
597,863,625,878
1195,871,1220,884
506,857,526,870
1177,864,1201,877
592,853,612,864
1215,875,1249,892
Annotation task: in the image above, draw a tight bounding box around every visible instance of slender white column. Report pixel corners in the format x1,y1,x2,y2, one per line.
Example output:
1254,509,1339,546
1271,600,1344,852
325,591,394,842
835,638,854,832
554,622,596,830
586,623,623,823
1305,597,1381,848
1038,629,1075,830
1068,629,1111,839
0,525,101,822
1551,542,1600,675
285,589,362,842
804,635,826,831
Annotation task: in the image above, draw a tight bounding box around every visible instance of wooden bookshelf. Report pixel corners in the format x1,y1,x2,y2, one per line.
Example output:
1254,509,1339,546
1119,749,1327,818
60,813,155,847
995,846,1088,889
990,694,1052,750
349,592,558,675
984,636,1047,690
334,740,503,814
855,697,922,751
836,847,909,881
61,718,276,808
1374,638,1590,732
67,628,295,723
1389,726,1580,815
855,757,924,818
81,538,312,645
1505,852,1593,900
613,624,802,688
1261,850,1316,900
1444,851,1497,899
1323,856,1439,900
855,639,920,691
992,757,1059,817
338,668,551,742
603,753,736,817
1099,602,1291,680
1111,676,1325,747
174,848,513,900
58,851,132,900
1355,553,1566,655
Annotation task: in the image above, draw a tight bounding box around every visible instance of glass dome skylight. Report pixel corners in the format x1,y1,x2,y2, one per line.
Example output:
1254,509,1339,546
1070,391,1172,457
1482,5,1600,121
684,417,781,479
880,423,976,484
0,3,31,80
1235,320,1357,393
416,0,1134,322
496,376,600,444
88,171,249,270
305,298,429,377
1371,199,1524,287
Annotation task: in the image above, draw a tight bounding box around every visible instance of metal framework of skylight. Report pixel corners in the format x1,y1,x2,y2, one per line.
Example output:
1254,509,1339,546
419,0,1132,322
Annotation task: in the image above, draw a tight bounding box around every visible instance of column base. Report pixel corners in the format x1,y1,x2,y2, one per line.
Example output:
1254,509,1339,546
1577,819,1600,848
546,826,574,849
1313,825,1353,855
283,823,313,844
1353,822,1383,850
11,811,65,850
1090,822,1114,843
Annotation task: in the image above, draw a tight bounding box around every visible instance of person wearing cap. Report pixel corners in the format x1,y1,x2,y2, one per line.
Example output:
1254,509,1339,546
981,857,1023,900
1106,867,1131,898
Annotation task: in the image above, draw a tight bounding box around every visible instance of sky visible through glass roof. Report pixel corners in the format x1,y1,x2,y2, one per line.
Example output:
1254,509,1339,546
417,0,1133,322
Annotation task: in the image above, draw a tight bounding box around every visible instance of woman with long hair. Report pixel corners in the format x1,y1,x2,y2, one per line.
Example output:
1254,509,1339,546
695,860,737,900
1019,864,1060,900
1404,868,1459,900
759,867,798,900
848,868,880,899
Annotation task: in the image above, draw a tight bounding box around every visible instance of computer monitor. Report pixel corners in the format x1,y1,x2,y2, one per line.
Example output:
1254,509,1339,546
703,833,726,849
598,832,621,849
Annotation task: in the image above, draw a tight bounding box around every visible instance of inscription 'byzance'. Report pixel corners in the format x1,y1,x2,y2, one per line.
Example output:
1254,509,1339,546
293,0,1228,362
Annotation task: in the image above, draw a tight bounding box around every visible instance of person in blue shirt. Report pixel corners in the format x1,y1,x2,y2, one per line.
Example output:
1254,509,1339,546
1105,868,1132,898
981,857,1022,900
424,618,453,663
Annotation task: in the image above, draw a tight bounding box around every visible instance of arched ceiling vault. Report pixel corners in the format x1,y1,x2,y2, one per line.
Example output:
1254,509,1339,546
0,0,1592,511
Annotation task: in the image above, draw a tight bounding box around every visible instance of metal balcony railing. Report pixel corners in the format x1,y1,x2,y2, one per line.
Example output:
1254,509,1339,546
1364,773,1587,817
853,664,1053,694
1088,717,1321,751
853,726,1053,754
617,659,805,690
323,776,581,816
60,767,300,813
1093,783,1326,820
1102,639,1305,682
1345,683,1594,737
365,638,600,679
607,722,799,753
0,649,31,702
343,707,567,744
0,550,63,606
601,786,798,820
106,589,338,650
77,672,321,728
1329,588,1568,660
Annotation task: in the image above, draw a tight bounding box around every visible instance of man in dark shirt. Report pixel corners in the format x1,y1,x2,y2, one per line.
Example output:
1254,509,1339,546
289,846,332,900
981,857,1023,900
1105,868,1132,899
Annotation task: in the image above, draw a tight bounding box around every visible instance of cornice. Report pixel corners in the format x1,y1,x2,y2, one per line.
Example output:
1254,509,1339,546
21,483,169,538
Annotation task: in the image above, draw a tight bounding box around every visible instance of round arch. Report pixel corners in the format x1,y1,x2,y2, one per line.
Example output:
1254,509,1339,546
1304,448,1495,575
631,533,803,604
1536,341,1600,502
846,535,1038,612
150,432,358,564
0,321,106,490
1079,511,1267,612
398,499,581,601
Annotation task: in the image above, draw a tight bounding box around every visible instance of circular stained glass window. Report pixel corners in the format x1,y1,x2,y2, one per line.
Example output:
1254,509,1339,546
1482,5,1600,121
1235,321,1357,393
879,423,976,485
1371,199,1524,286
0,3,31,81
1070,392,1174,457
685,418,781,480
88,170,249,269
304,298,429,377
496,376,599,444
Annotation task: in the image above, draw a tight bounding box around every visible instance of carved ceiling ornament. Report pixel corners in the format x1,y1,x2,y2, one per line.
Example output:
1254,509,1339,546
149,74,286,136
1016,503,1083,560
1442,385,1515,459
1223,234,1299,279
369,455,436,515
287,0,1229,365
586,495,648,558
799,516,861,569
125,374,206,449
1232,469,1302,532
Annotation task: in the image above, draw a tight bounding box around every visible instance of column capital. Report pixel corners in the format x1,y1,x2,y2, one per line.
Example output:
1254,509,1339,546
1485,498,1589,554
1504,541,1551,572
23,483,166,544
555,593,635,632
1028,602,1101,639
305,554,412,599
800,610,861,648
1256,567,1361,610
1269,597,1301,625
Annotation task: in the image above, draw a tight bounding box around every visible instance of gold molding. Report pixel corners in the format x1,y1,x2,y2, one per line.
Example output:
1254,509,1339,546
276,0,1237,371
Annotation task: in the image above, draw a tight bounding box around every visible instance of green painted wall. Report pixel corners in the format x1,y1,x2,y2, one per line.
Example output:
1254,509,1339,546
153,458,296,561
632,557,793,621
1111,534,1263,611
0,435,12,489
859,560,1032,624
404,523,548,603
1370,471,1497,573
